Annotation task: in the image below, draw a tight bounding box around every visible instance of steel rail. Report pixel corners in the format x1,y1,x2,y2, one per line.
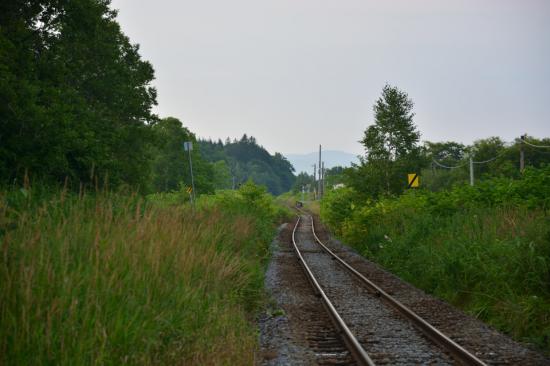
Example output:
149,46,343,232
308,215,487,366
291,216,375,366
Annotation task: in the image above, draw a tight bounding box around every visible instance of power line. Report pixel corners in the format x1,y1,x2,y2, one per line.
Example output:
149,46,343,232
433,153,501,168
523,140,550,149
472,156,498,164
432,159,468,169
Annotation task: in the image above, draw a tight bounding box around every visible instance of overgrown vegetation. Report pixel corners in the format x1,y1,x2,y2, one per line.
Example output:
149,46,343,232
320,84,550,352
199,135,295,195
322,167,550,351
0,182,288,365
1,3,296,364
1,0,157,187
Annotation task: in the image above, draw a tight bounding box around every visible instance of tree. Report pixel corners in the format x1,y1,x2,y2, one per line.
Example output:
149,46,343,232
0,0,157,188
325,166,345,188
198,137,295,195
425,141,466,164
361,84,420,161
291,172,313,193
150,117,214,194
352,84,422,197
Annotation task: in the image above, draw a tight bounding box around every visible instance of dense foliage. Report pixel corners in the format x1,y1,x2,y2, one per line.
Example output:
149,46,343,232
321,167,550,351
1,0,157,187
341,86,550,198
0,1,296,197
318,83,550,352
346,84,423,198
148,117,216,195
199,135,295,195
421,136,550,191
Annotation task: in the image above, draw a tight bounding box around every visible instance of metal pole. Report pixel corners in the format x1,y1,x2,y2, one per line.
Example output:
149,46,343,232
313,163,316,200
318,145,322,199
520,134,525,173
469,156,474,186
321,161,325,198
188,148,196,205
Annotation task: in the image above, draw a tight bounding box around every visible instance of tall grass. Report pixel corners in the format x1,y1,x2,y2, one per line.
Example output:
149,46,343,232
1,184,279,365
342,206,550,349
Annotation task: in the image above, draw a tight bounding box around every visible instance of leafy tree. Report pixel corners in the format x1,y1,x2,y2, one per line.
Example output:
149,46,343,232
361,84,420,160
291,172,313,193
350,84,423,197
325,166,345,188
425,141,466,165
210,160,232,189
198,135,295,195
0,0,157,188
150,117,214,194
421,136,550,190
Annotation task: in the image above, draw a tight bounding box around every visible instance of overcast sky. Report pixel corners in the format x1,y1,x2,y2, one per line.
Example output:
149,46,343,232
111,0,549,155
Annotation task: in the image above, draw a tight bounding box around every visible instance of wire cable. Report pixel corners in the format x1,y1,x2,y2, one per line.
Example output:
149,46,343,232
432,139,549,170
523,140,550,149
432,159,468,169
472,156,498,164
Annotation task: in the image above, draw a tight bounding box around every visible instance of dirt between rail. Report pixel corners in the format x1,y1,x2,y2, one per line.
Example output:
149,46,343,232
257,217,550,366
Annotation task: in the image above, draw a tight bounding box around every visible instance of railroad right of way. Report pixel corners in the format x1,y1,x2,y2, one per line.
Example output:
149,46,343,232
258,215,550,365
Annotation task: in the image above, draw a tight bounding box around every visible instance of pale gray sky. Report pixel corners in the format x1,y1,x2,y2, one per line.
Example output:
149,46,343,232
111,0,550,155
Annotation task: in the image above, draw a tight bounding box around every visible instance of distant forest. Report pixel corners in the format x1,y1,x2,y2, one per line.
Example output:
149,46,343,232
199,135,295,195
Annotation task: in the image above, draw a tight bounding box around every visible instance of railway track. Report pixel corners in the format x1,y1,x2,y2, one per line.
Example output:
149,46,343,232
291,212,487,365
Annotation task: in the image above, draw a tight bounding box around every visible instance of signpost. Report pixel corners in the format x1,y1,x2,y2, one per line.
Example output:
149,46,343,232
183,141,196,207
407,173,419,188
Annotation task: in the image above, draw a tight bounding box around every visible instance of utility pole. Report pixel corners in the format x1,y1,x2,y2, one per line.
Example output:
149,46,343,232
183,141,196,206
520,134,526,173
469,155,474,186
321,161,325,198
318,145,322,199
312,163,317,200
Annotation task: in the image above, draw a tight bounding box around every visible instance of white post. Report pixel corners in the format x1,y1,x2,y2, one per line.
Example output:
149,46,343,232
184,141,196,207
318,145,322,199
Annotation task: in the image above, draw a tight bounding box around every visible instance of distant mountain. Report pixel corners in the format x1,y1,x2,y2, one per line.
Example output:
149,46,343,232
286,150,360,174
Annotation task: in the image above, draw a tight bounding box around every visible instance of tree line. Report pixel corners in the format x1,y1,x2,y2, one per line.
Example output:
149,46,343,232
199,135,295,195
336,84,550,199
0,1,295,195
